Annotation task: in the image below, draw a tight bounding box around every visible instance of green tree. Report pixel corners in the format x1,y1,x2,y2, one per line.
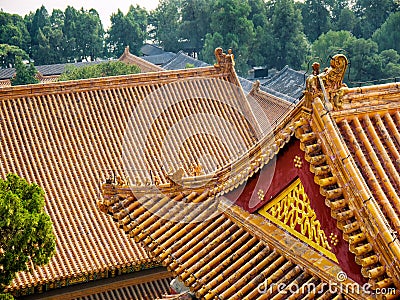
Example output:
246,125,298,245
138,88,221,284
270,0,310,70
0,174,55,293
106,5,148,57
180,0,212,55
10,56,39,86
344,37,382,84
74,8,104,61
0,293,14,299
201,32,224,63
379,49,400,78
312,30,355,62
201,0,255,75
372,12,400,53
59,7,104,62
300,0,331,42
24,8,66,65
248,0,274,68
0,44,29,68
0,12,30,52
335,8,358,32
149,0,182,52
62,6,79,62
353,0,398,38
58,61,140,81
325,0,349,25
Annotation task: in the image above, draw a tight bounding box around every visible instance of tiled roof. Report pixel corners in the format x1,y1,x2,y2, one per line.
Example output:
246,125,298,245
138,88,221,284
0,79,11,87
141,44,166,56
100,53,400,298
262,65,305,102
0,61,107,80
309,88,400,289
99,185,352,299
141,52,177,66
1,49,260,292
36,61,106,76
247,81,294,130
205,54,400,296
74,277,173,300
119,47,164,73
295,55,400,294
96,53,375,299
0,68,15,80
163,51,209,70
156,51,293,125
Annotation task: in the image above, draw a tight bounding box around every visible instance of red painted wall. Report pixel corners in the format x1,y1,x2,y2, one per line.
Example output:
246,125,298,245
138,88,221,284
225,138,365,284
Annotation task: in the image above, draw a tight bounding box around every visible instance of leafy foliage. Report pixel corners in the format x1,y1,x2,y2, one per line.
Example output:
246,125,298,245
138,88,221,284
180,0,212,55
0,0,399,83
58,60,140,81
201,0,255,74
0,44,29,68
270,0,310,70
0,293,14,300
372,12,400,53
106,5,148,57
0,174,56,291
353,0,398,38
149,0,182,52
300,0,331,42
10,56,39,86
0,12,30,52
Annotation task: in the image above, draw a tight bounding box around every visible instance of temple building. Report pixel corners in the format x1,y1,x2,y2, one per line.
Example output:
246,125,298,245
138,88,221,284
98,50,400,299
0,47,291,299
1,46,398,299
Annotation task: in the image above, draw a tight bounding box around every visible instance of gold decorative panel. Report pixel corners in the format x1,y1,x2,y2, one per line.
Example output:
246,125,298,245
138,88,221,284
258,178,337,262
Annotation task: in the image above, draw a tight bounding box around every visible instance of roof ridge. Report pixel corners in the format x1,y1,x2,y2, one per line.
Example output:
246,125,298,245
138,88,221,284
0,65,226,98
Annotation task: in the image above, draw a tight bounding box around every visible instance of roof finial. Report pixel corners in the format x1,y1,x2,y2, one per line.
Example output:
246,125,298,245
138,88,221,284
305,54,348,110
214,48,235,71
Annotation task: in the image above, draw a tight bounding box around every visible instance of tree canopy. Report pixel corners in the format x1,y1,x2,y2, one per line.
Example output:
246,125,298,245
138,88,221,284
58,60,140,81
106,5,148,57
0,174,56,292
11,56,39,86
0,0,399,83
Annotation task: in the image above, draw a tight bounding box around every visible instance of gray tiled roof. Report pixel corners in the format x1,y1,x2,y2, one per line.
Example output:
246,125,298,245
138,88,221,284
262,65,305,101
140,43,165,56
163,51,209,70
0,60,109,80
36,60,107,76
141,52,176,66
0,68,15,80
159,51,301,103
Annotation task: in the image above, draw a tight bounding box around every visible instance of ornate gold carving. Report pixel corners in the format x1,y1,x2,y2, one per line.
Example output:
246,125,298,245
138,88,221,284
259,178,337,262
189,164,204,176
293,155,303,168
69,274,87,285
330,233,339,246
257,189,265,201
305,54,348,110
250,80,261,94
214,48,235,71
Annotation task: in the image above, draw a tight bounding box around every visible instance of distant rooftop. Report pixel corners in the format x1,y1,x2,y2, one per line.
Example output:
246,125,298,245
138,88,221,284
163,50,209,70
261,65,306,101
140,43,166,56
141,52,177,66
0,60,108,80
